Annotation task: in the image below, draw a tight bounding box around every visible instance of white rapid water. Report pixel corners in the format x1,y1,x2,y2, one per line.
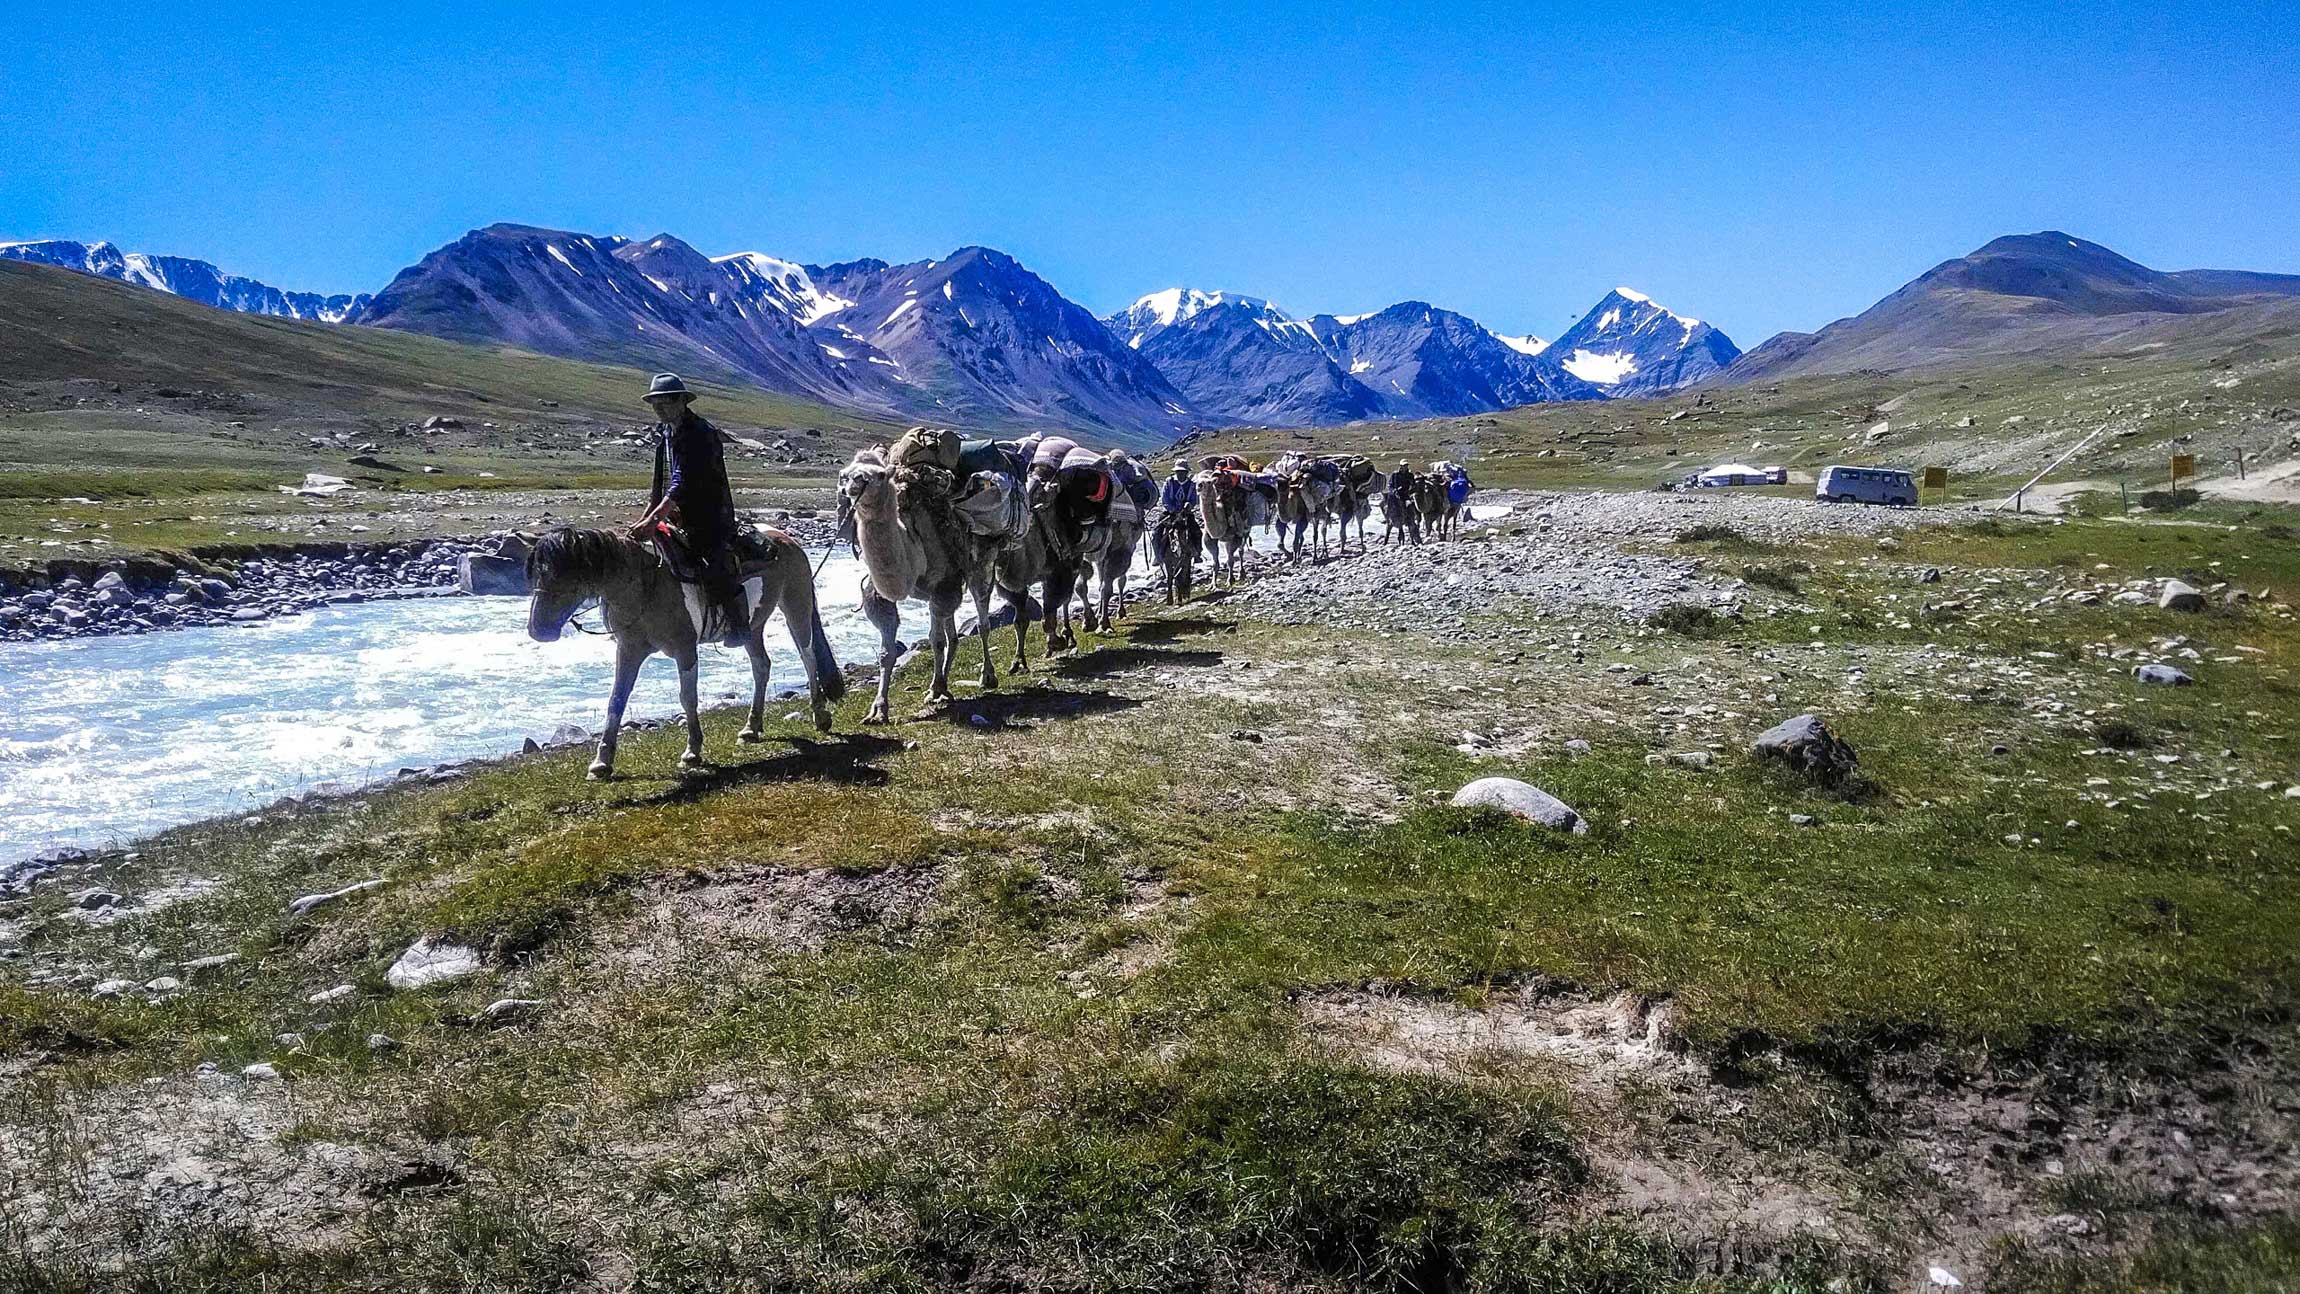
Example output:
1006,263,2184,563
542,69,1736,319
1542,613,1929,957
0,556,885,865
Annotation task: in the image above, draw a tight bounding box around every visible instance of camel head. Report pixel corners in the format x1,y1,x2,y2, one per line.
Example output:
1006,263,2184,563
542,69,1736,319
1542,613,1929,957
839,449,894,513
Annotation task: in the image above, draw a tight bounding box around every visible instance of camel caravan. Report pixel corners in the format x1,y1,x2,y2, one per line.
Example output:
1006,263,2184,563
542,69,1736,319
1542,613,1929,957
523,378,1477,774
823,432,1478,731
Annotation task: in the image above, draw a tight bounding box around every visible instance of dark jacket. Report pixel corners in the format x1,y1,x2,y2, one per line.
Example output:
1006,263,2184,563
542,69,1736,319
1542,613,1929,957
650,414,737,542
1386,468,1414,496
1160,474,1198,512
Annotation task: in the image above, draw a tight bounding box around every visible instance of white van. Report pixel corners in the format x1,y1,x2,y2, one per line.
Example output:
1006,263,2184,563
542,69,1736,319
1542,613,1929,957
1816,465,1917,507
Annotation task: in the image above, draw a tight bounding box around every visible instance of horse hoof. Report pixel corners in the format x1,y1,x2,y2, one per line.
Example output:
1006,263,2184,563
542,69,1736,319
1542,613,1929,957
737,729,763,744
587,763,612,781
680,753,705,769
813,709,833,734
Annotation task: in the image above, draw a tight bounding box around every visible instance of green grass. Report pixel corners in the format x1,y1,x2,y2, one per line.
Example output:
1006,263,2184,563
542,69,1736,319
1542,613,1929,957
4,513,2299,1289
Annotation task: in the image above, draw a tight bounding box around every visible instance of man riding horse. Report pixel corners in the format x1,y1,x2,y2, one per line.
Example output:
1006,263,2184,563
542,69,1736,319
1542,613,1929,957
631,373,745,645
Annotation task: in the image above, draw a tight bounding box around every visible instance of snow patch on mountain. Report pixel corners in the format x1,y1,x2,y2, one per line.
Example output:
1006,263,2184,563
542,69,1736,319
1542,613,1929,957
1495,333,1548,356
1562,349,1637,385
0,238,370,323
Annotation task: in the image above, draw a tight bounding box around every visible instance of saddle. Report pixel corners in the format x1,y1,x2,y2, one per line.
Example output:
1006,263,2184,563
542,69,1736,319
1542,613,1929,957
648,521,770,642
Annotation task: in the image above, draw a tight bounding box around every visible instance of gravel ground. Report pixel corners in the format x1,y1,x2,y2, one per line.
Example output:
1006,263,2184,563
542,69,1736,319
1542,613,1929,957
1224,489,1947,636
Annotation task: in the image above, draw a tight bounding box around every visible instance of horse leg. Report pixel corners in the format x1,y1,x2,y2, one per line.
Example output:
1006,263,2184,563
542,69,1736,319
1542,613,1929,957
739,628,770,743
778,576,835,734
861,581,901,725
590,642,647,780
675,648,705,768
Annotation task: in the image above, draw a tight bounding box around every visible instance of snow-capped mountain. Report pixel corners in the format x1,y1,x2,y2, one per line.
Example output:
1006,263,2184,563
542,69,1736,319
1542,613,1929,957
1310,302,1599,416
1112,291,1381,426
0,239,370,322
357,225,1193,440
1106,291,1599,426
358,226,898,413
1535,288,1740,396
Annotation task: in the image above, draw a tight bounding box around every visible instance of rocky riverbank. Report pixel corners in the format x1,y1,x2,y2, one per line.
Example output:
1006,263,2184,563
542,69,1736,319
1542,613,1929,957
0,510,841,643
0,539,487,643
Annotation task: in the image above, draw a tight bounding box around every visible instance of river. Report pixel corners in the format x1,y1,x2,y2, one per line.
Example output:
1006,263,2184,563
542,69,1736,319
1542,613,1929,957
0,556,886,866
0,502,1508,865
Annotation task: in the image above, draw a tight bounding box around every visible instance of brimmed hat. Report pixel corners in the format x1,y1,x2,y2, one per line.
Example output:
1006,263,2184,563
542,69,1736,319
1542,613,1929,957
644,372,694,402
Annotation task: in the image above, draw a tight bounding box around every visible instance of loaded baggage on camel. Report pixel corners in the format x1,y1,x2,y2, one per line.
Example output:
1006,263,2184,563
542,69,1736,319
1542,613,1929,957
888,426,1031,546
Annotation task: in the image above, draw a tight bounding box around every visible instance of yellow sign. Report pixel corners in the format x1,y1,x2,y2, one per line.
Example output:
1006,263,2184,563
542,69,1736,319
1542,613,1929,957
1922,466,1948,490
2171,453,2197,481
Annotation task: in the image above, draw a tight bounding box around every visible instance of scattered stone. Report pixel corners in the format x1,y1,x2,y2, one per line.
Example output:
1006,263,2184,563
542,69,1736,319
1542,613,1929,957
478,998,544,1025
288,878,388,916
241,1063,281,1082
2133,663,2195,687
1564,739,1592,756
1752,713,1859,784
73,889,122,910
180,953,240,974
366,1033,401,1053
1788,813,1817,827
385,937,482,990
1229,729,1263,743
1450,777,1588,834
142,976,183,995
307,984,356,1005
1668,751,1713,769
91,978,136,998
2158,579,2207,613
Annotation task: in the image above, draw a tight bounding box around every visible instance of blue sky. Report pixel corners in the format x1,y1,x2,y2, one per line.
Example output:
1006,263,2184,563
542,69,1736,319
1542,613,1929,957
4,0,2295,346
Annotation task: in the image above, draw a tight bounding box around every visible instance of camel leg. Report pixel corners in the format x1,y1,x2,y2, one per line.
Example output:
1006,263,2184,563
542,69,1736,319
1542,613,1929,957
1006,585,1032,675
675,649,705,768
861,582,901,725
590,641,648,780
924,597,957,707
970,576,1000,692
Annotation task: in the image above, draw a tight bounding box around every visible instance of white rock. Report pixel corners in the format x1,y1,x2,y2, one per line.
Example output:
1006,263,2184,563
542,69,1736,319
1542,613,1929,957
2158,579,2206,612
241,1063,281,1081
306,983,356,1005
1449,777,1587,834
92,978,136,998
385,937,482,990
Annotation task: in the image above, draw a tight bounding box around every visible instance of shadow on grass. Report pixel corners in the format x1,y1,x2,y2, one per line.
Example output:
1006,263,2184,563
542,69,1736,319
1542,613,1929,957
1128,615,1234,643
639,733,903,804
1052,645,1225,679
937,686,1144,731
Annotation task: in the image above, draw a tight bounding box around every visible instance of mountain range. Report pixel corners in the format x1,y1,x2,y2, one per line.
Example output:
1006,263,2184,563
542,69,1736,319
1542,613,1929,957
1728,232,2300,381
0,225,1733,438
0,239,371,323
7,225,2294,439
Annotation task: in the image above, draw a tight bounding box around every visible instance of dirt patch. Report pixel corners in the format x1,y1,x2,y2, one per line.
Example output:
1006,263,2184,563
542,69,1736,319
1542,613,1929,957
0,1072,437,1263
1303,984,2300,1283
1302,983,1692,1087
614,862,947,979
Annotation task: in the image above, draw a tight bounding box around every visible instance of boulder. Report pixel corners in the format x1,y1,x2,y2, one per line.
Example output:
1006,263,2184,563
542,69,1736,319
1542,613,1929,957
2158,579,2206,613
2133,663,2195,686
458,552,529,597
385,937,482,990
1753,713,1859,783
1449,777,1588,834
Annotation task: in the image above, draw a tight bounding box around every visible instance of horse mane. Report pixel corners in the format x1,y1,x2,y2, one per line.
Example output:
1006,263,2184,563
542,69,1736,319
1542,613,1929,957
527,527,643,587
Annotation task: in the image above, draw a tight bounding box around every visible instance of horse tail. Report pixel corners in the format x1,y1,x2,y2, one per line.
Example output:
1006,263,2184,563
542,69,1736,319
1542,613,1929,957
809,602,847,701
